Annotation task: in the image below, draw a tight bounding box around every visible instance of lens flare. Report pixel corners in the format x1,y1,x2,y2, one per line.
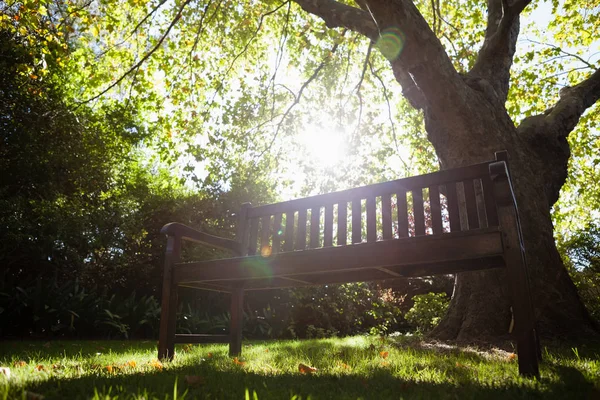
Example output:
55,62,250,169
376,27,405,61
261,245,272,257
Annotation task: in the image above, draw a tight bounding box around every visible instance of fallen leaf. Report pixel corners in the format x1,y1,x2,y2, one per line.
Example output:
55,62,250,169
184,375,206,386
13,360,27,367
298,363,317,374
149,360,163,370
182,344,193,353
35,365,45,371
105,365,113,373
233,357,246,366
0,367,10,379
380,351,389,359
126,360,137,368
264,349,269,353
338,362,350,369
507,353,517,361
52,364,62,370
207,352,213,358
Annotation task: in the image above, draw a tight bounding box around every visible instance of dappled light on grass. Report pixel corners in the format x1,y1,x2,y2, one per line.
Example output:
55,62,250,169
1,337,599,399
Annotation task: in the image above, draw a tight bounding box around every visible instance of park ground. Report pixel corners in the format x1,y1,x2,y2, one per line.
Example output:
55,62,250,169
0,336,599,399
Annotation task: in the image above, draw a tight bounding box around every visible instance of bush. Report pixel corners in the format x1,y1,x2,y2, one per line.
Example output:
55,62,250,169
558,223,600,323
405,292,449,332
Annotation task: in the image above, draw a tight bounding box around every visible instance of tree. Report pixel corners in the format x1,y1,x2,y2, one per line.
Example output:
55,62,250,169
288,0,600,339
57,0,599,340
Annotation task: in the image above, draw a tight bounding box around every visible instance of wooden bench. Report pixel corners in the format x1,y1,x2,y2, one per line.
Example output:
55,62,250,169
157,151,540,376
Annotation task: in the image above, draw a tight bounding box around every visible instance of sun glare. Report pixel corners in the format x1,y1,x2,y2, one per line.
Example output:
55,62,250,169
298,123,348,168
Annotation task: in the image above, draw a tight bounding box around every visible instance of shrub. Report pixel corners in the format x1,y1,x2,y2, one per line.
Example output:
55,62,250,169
405,292,449,332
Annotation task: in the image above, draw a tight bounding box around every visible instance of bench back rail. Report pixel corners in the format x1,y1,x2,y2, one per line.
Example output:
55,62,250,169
240,161,499,257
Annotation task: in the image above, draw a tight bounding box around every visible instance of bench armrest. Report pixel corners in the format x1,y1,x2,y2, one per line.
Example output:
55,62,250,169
161,222,241,255
489,161,518,211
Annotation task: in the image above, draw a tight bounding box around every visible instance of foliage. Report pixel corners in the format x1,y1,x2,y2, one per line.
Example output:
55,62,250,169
1,337,600,399
557,223,600,323
405,293,450,333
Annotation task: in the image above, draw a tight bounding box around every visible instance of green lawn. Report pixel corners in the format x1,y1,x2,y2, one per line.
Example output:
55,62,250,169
0,336,598,399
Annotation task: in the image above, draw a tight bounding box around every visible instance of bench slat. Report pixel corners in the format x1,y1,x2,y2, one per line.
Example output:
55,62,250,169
397,191,408,238
296,209,307,250
482,175,499,227
284,211,294,252
430,185,443,235
272,213,282,253
247,162,491,218
446,183,461,232
310,207,320,248
413,189,425,236
463,179,480,229
324,204,333,247
352,198,362,244
338,202,347,246
367,195,377,242
248,218,259,256
382,193,392,240
260,216,271,255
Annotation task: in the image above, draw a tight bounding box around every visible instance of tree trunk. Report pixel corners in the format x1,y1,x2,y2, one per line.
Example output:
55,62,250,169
425,89,598,341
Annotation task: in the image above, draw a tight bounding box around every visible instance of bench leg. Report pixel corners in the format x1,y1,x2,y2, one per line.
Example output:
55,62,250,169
229,285,244,357
516,325,539,377
158,282,178,360
158,236,180,361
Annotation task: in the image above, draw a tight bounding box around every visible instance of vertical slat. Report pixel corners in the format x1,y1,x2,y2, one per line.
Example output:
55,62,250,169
366,196,377,242
481,175,499,227
248,218,259,256
413,189,425,236
236,203,251,256
324,203,333,247
260,215,271,254
310,207,320,248
352,198,362,244
296,209,307,250
474,179,488,228
283,211,295,252
337,202,347,246
272,213,283,253
381,193,392,240
463,179,480,229
446,183,461,232
397,191,408,238
429,186,443,235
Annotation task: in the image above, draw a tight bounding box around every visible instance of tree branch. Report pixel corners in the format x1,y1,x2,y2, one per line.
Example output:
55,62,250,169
255,37,343,161
517,68,600,204
469,0,532,103
522,68,600,139
293,0,378,39
295,0,471,132
81,0,193,104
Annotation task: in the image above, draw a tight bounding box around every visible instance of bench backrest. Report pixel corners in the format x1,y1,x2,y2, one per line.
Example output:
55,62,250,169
238,156,505,256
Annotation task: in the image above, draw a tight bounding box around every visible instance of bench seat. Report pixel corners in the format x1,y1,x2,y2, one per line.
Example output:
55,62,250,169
175,227,504,292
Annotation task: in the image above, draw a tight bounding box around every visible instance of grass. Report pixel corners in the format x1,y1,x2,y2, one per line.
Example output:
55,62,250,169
0,336,599,399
